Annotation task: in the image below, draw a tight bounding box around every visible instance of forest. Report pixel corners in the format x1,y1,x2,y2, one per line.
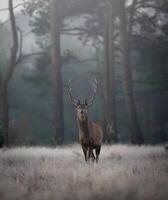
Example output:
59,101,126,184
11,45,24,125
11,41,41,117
0,0,168,147
0,1,168,200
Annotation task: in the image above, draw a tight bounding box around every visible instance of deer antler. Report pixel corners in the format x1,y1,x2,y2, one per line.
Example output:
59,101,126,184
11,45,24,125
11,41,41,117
86,79,98,108
67,79,80,107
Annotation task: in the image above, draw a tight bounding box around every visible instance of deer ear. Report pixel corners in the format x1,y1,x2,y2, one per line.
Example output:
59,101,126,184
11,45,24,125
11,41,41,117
85,99,88,105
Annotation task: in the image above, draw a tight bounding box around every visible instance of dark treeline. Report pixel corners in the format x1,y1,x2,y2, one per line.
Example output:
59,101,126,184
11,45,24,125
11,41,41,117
0,0,168,146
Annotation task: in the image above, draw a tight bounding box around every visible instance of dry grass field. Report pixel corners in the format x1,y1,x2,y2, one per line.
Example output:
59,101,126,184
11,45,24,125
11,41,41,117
0,144,168,200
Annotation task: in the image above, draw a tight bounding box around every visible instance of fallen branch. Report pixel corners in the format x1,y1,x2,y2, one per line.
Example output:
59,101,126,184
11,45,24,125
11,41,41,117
0,3,25,12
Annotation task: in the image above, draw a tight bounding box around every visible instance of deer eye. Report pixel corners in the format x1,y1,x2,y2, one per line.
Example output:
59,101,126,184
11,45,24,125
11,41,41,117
80,110,84,114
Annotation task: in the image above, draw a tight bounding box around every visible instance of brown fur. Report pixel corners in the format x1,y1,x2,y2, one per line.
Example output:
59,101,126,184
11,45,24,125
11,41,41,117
77,114,103,162
89,122,103,145
78,119,103,146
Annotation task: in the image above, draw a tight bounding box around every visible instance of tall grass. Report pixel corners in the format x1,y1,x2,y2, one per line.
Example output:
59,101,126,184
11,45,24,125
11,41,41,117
0,144,168,200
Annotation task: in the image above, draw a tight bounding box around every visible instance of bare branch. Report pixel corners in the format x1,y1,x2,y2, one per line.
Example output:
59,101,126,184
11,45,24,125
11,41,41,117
23,31,32,37
16,27,23,63
1,19,10,26
62,27,88,33
135,3,166,12
15,51,45,65
70,58,103,65
0,3,24,12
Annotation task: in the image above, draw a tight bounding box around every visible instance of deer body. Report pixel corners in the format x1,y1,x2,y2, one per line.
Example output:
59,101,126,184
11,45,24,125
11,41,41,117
68,79,103,162
78,118,103,162
78,120,103,146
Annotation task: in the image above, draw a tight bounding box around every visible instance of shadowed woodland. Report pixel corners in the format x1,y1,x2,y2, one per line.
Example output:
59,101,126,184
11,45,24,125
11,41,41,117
0,0,168,146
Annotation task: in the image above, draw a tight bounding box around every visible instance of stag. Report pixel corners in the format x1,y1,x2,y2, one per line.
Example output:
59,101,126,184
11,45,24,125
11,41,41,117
67,79,103,162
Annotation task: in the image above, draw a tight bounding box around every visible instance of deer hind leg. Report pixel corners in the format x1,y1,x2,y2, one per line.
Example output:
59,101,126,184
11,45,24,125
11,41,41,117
91,151,95,162
88,146,93,161
95,145,101,163
88,146,96,162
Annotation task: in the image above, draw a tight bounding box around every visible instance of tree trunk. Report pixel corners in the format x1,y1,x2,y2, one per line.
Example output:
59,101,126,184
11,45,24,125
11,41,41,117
50,0,64,145
118,0,144,144
1,86,9,147
0,0,18,147
104,0,118,143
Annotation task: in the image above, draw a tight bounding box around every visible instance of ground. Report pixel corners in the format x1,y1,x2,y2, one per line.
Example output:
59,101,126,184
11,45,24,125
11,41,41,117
0,144,168,200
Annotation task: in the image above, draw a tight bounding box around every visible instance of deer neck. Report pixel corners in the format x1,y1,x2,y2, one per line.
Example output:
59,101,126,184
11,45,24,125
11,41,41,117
77,117,90,141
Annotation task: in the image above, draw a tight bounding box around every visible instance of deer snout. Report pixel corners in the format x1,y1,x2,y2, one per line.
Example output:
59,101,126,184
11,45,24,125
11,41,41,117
80,110,84,114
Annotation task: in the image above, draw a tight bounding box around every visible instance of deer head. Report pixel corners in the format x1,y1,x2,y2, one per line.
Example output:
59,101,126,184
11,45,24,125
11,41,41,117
67,79,98,122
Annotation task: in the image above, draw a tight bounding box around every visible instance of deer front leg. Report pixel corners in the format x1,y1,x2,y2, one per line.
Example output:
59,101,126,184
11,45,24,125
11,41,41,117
82,145,88,162
95,145,101,163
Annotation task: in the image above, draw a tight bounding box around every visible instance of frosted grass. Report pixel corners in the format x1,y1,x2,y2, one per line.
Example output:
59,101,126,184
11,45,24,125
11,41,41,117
0,144,167,200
